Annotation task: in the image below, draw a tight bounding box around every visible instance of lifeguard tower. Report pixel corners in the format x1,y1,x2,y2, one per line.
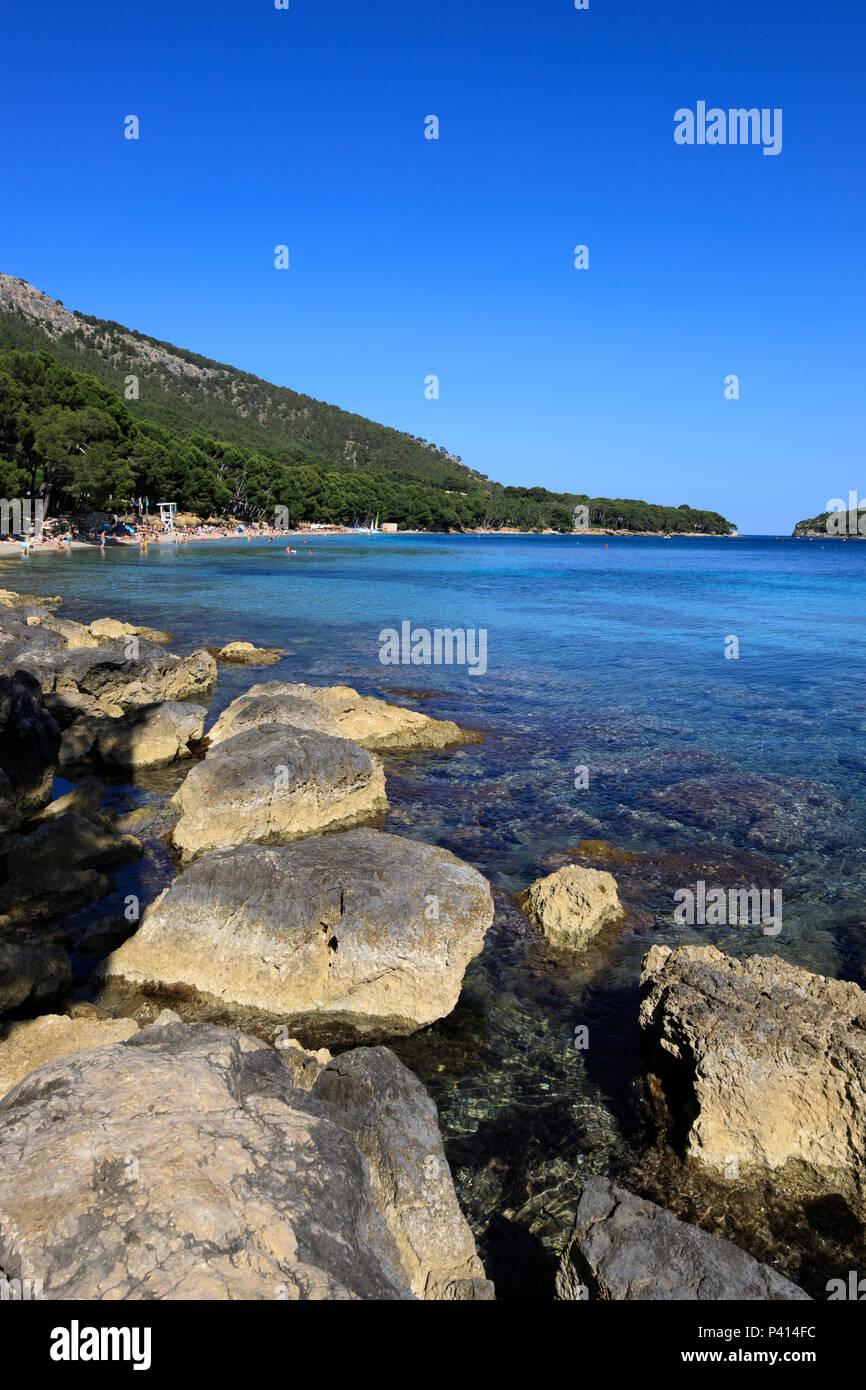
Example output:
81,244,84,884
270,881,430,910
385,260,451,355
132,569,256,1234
158,502,177,532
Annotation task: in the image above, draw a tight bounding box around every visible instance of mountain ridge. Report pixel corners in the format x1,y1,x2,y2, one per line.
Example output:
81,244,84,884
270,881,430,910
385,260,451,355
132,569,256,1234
0,272,478,491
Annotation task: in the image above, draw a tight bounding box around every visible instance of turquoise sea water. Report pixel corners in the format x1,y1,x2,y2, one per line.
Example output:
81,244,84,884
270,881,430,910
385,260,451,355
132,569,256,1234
7,532,866,1296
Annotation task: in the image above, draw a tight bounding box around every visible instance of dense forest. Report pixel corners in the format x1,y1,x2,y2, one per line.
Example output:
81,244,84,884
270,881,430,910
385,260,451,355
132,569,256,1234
0,281,735,533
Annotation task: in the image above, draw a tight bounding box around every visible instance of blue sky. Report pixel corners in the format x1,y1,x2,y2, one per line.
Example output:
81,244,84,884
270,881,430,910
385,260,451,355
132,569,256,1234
2,0,863,532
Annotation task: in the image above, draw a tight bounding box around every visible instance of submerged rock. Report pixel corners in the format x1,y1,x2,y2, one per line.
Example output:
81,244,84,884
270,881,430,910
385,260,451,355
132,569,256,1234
170,724,388,863
642,773,847,852
517,864,625,951
555,1178,810,1300
102,828,493,1041
639,945,866,1190
0,1021,493,1300
207,680,473,751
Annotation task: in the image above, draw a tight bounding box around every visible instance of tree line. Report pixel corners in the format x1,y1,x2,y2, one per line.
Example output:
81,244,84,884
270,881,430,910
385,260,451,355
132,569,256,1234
0,351,734,534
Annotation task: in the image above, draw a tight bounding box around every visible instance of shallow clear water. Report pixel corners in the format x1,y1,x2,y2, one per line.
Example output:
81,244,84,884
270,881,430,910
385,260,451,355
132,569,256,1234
7,532,866,1297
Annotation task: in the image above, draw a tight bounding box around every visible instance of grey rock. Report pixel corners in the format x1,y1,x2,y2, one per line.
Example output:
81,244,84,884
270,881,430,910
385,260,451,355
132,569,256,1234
0,811,142,930
12,640,217,712
170,724,388,863
0,929,72,1016
0,672,61,831
555,1178,811,1301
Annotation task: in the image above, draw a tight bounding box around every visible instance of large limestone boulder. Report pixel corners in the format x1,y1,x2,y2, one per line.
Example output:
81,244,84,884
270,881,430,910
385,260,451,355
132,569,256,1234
207,680,473,751
12,640,217,712
102,828,493,1040
0,1014,139,1099
0,672,61,831
555,1178,810,1301
60,700,206,769
517,864,625,950
169,724,388,864
639,945,866,1188
0,1021,493,1300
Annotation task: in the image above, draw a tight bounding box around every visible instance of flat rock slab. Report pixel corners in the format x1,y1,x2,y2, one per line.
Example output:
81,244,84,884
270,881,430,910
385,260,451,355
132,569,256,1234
103,828,494,1041
89,617,171,643
555,1178,810,1301
640,945,866,1188
0,1021,492,1300
169,724,388,863
208,680,473,751
0,589,63,609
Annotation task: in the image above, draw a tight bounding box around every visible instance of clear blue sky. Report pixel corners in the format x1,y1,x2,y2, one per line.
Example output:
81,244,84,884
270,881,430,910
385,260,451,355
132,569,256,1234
2,0,863,532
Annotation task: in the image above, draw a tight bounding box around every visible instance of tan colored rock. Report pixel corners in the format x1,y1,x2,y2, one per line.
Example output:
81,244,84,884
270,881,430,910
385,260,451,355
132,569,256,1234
39,616,100,649
217,641,285,665
0,1014,138,1099
517,864,626,950
101,828,494,1041
170,724,388,863
208,680,473,751
639,945,866,1188
86,701,205,769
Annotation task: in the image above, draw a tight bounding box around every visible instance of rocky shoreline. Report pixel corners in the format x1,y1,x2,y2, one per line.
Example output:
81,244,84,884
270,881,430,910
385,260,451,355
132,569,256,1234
1,584,863,1301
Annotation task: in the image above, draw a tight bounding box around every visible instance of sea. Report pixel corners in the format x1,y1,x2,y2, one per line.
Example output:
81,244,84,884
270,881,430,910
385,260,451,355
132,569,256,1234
7,531,866,1297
